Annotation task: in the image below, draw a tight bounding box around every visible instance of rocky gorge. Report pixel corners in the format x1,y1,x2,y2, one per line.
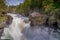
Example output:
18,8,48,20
0,12,60,40
0,13,13,38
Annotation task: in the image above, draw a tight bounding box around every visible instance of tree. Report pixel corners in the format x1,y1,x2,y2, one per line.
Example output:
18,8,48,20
30,0,42,10
0,0,8,13
16,0,42,14
42,0,55,14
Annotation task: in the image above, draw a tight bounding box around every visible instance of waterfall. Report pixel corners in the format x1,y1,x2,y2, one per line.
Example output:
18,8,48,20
1,13,58,40
1,13,30,40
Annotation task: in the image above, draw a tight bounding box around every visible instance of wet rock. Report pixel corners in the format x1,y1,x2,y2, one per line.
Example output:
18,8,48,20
43,16,50,27
0,17,7,29
47,17,59,31
58,21,60,29
0,22,7,28
0,28,4,38
29,11,45,26
6,15,13,25
0,15,13,28
0,22,6,38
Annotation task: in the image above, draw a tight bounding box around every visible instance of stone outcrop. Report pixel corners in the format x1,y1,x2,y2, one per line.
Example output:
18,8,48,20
48,17,58,30
29,11,46,26
0,22,7,28
0,15,13,38
0,28,4,38
6,15,13,25
0,15,13,28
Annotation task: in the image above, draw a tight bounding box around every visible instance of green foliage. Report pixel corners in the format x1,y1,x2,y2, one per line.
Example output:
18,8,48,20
0,14,7,22
16,4,24,13
31,0,42,9
53,0,60,8
0,0,8,13
16,0,42,14
0,0,8,22
16,0,31,15
42,0,55,13
51,9,60,20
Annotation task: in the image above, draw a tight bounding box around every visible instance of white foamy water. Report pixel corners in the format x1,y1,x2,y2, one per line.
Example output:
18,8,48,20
23,27,59,40
1,13,59,40
1,13,30,40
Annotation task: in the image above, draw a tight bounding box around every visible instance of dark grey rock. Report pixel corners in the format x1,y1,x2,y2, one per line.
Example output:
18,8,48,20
6,15,13,25
0,28,4,38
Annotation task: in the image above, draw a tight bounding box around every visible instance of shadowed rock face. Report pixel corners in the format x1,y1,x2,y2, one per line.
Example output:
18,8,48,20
48,19,58,30
29,11,59,30
0,28,4,38
2,12,7,15
44,16,59,31
6,15,13,25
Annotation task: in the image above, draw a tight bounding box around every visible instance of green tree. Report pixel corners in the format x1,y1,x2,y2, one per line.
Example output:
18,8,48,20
0,0,8,22
0,0,8,13
42,0,55,14
16,0,42,14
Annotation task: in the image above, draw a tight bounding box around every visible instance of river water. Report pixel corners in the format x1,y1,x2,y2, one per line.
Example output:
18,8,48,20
0,13,59,40
0,0,59,40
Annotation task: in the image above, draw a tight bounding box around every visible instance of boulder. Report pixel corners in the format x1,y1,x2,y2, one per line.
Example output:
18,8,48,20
46,16,59,31
0,15,13,28
0,22,7,38
0,16,7,28
29,11,45,26
6,15,13,25
0,22,7,28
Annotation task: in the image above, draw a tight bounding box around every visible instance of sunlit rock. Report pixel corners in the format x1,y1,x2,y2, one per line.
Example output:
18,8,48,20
29,11,45,26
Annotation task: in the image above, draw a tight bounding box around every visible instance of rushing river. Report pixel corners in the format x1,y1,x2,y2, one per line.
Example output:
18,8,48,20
0,13,59,40
1,0,59,40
